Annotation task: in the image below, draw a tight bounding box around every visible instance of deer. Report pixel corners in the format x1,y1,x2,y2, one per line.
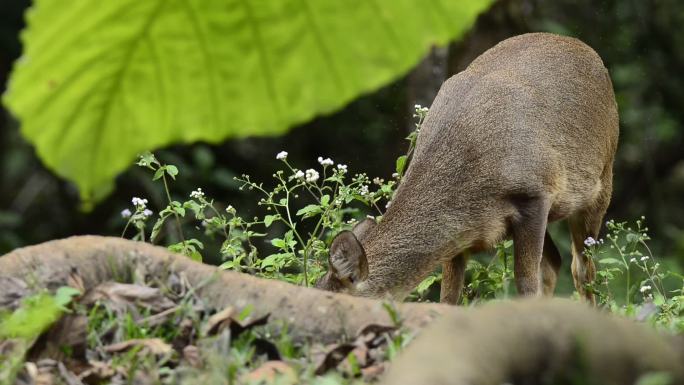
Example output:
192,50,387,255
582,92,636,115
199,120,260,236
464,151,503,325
315,33,619,305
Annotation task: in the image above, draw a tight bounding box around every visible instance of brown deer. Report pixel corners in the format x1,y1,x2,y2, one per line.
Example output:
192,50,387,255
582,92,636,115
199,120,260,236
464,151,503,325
315,33,619,304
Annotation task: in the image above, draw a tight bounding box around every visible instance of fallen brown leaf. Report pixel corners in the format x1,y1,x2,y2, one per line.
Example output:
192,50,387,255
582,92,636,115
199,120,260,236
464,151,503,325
81,282,175,313
242,361,297,385
103,338,173,356
361,363,386,381
202,306,235,336
77,361,115,384
230,313,270,338
314,343,356,375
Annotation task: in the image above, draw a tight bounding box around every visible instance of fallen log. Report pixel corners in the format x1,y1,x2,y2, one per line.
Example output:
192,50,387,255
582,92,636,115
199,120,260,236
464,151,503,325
381,298,684,385
0,236,450,343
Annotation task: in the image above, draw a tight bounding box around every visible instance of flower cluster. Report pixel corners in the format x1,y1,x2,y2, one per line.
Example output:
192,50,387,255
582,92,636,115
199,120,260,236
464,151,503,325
190,188,205,199
125,197,153,218
583,237,604,247
413,104,429,116
317,157,334,166
305,169,319,183
132,197,148,208
276,151,288,161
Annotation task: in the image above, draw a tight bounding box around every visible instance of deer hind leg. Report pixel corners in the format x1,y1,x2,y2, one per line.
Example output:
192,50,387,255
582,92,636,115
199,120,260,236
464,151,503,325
541,231,562,296
511,196,552,297
569,178,612,305
440,253,469,305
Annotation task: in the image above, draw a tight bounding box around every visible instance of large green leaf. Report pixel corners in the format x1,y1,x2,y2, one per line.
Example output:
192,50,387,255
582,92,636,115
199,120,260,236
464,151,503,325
3,0,493,204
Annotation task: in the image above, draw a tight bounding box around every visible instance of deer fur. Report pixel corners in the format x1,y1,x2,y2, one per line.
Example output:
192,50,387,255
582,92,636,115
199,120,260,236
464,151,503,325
316,33,619,304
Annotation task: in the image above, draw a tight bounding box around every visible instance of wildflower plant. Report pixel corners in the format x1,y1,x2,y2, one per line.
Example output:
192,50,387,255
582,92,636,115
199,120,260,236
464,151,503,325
120,105,436,289
584,218,684,331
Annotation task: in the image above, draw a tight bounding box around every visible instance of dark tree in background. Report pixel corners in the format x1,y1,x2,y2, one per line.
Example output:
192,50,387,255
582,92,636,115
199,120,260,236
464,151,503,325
1,0,683,269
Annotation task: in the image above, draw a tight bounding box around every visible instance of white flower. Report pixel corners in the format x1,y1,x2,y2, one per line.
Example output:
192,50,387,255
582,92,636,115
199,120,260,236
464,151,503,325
630,258,637,263
359,185,369,196
583,237,597,247
294,170,305,179
121,209,132,218
190,188,204,199
336,164,348,173
385,201,392,209
391,172,399,178
317,157,334,166
641,256,649,262
226,205,235,214
276,151,288,160
305,169,319,183
143,209,153,218
413,104,429,114
131,197,148,208
640,285,652,293
372,177,384,185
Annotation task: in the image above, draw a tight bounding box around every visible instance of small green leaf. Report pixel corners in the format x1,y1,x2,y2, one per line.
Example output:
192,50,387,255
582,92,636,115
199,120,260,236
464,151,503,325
260,253,293,269
264,214,279,228
416,275,439,295
54,287,81,309
188,251,202,262
183,200,204,219
395,155,407,175
137,152,157,168
165,165,179,179
296,204,322,218
150,217,166,241
271,238,287,249
153,167,165,181
320,195,330,206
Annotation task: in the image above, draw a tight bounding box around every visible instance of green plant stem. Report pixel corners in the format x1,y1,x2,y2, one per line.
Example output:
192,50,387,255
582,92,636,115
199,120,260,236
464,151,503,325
282,190,308,286
161,173,186,245
121,218,132,238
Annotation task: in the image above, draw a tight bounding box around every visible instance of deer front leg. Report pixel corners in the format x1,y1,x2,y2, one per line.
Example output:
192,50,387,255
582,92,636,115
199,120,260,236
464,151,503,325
440,253,469,305
511,197,551,297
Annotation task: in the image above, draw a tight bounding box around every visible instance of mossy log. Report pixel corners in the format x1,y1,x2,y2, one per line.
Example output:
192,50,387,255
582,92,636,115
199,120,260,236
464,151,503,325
0,236,449,343
381,298,684,385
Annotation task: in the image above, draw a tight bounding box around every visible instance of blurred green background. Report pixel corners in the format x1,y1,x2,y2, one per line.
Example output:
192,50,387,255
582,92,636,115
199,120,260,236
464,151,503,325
1,0,683,278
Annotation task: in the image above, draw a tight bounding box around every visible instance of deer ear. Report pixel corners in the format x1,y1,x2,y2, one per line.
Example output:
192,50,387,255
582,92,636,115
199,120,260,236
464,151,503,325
329,231,368,283
351,218,377,243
